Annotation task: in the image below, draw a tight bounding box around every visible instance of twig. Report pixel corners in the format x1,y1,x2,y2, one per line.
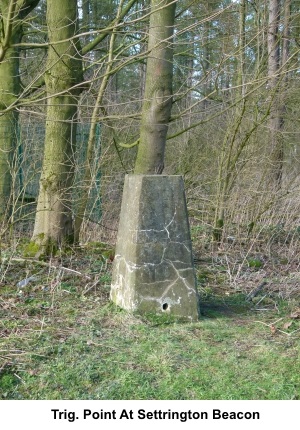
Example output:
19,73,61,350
7,257,92,280
38,317,45,338
252,294,268,307
82,279,101,295
246,281,268,301
254,319,300,337
86,340,117,349
13,373,25,383
59,266,92,280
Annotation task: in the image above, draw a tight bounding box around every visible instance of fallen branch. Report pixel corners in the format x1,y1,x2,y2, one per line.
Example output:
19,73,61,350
6,257,92,280
246,281,268,301
254,319,300,337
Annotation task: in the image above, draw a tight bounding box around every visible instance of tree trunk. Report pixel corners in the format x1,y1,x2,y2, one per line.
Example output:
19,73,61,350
267,0,282,188
31,0,83,253
237,0,246,97
0,0,40,219
74,0,124,243
0,25,20,218
81,0,90,45
134,0,176,174
202,0,212,108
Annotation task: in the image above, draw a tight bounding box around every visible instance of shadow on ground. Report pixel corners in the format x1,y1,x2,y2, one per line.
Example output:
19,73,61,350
199,293,252,319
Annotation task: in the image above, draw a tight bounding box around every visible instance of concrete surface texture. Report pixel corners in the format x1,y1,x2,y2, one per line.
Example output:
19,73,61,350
110,174,200,321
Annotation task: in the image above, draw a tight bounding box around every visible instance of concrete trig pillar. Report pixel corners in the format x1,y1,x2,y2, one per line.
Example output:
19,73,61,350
110,175,200,321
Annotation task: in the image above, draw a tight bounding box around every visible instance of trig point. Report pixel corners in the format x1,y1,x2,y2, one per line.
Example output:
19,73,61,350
110,175,200,321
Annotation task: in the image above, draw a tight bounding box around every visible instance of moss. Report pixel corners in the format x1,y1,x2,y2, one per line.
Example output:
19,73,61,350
21,234,59,258
22,241,41,257
247,258,263,269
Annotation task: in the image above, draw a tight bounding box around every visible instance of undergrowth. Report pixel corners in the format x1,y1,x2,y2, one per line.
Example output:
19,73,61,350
0,239,299,400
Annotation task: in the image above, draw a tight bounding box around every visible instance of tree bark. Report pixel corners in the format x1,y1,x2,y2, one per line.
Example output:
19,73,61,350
134,0,176,174
237,0,246,97
74,0,125,243
31,0,83,253
0,28,20,218
267,0,282,188
0,0,40,219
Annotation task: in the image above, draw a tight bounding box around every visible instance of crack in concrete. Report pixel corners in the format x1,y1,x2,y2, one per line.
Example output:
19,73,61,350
110,175,199,320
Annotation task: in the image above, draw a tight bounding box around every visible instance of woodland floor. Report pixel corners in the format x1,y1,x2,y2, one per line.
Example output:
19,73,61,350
0,234,300,400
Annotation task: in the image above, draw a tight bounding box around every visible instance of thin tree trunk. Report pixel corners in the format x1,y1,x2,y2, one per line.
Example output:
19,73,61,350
74,0,124,243
0,30,20,218
134,0,176,174
0,0,40,219
237,0,246,97
273,0,290,188
267,0,282,188
202,0,211,109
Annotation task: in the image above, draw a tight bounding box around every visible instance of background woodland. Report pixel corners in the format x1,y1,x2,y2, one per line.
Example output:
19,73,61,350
0,0,299,255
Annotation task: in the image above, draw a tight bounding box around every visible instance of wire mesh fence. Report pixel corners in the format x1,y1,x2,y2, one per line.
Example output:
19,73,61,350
1,119,102,224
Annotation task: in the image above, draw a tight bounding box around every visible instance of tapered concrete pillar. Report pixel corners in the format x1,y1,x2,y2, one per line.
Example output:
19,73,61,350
110,175,200,321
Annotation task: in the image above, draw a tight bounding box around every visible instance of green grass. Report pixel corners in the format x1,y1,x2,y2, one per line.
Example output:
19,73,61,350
1,253,300,400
